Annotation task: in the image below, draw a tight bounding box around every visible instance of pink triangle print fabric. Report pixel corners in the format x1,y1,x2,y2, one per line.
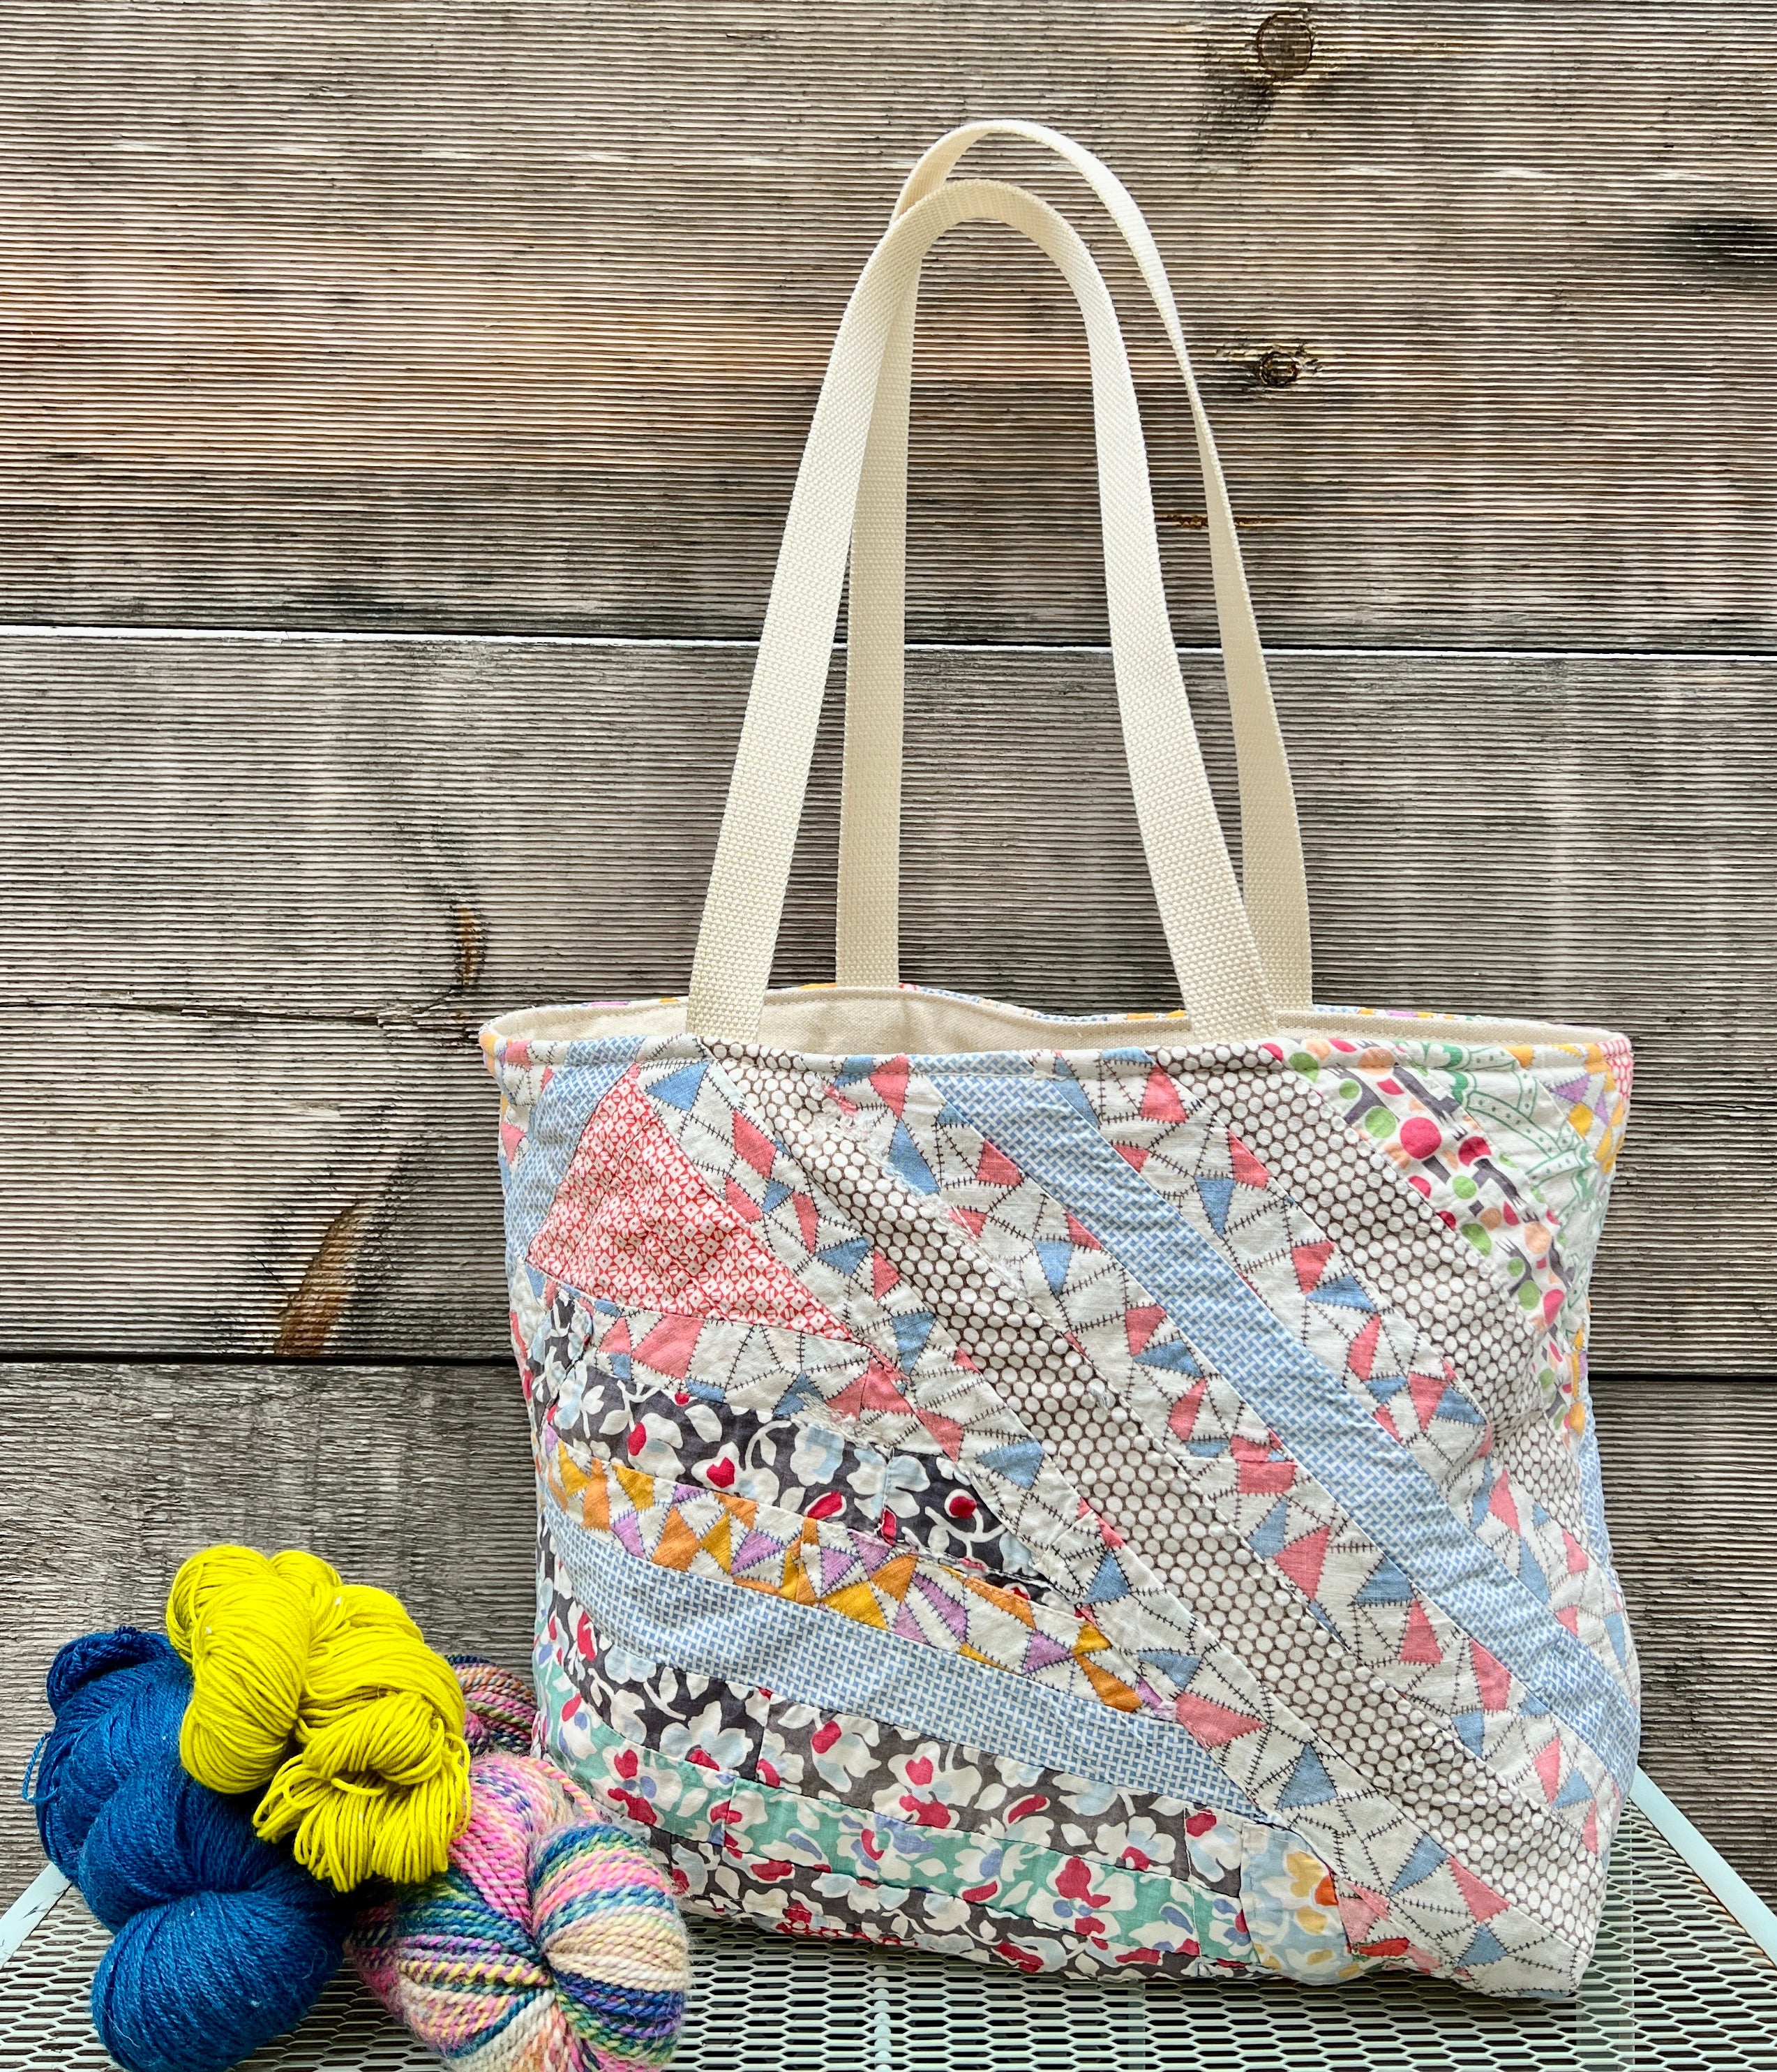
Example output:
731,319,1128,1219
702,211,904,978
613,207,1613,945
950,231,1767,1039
530,1069,852,1339
483,995,1638,1999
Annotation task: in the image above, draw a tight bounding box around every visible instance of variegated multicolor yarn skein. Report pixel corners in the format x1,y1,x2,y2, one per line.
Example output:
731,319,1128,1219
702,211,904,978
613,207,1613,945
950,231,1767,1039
449,1655,539,1757
350,1662,689,2072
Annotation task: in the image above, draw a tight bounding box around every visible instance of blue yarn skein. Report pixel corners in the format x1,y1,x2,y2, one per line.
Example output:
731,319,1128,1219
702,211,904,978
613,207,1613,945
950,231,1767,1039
36,1629,186,1877
33,1627,344,2072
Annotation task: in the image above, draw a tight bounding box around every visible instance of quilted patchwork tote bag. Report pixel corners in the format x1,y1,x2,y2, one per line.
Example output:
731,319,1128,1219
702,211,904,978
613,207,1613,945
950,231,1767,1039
484,121,1637,1997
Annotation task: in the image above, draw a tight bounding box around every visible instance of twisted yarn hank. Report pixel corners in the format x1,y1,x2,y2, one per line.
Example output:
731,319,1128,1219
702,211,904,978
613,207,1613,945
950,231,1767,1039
167,1544,470,1891
32,1627,343,2072
350,1713,688,2071
451,1655,539,1756
34,1628,184,1879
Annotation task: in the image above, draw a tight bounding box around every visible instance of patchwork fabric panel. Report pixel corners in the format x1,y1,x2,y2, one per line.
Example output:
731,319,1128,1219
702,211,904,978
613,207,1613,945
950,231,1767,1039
486,990,1638,1997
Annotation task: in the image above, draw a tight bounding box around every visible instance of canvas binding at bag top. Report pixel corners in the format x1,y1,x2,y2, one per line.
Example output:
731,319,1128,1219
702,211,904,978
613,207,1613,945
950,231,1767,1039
483,121,1637,1997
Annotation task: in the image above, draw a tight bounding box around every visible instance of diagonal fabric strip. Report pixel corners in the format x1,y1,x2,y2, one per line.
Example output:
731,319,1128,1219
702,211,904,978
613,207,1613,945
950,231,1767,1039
500,1053,640,1274
545,1505,1264,1817
932,1061,1637,1789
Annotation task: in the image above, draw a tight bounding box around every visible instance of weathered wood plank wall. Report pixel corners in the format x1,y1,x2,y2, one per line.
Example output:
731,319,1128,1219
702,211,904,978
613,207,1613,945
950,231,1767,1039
3,2,1776,648
1,1,1773,1906
3,634,1771,1367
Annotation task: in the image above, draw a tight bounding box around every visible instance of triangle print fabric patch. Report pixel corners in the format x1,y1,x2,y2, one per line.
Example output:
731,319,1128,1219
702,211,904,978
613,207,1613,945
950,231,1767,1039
529,1068,851,1338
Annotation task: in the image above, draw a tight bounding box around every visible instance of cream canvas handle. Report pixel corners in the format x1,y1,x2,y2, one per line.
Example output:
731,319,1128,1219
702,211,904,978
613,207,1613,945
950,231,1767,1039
687,179,1276,1046
837,119,1312,1011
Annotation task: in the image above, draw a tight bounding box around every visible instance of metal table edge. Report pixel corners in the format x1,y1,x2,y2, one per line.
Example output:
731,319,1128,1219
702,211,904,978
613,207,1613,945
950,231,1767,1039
1628,1771,1777,1966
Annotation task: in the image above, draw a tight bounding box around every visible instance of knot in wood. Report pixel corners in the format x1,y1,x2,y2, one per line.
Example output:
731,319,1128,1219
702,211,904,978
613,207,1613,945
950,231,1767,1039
1255,9,1316,82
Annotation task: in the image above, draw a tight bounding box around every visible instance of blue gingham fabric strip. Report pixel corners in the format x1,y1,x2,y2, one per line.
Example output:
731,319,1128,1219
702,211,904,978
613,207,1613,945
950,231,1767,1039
501,1050,638,1276
546,1507,1265,1817
930,1061,1637,1789
1570,1400,1616,1577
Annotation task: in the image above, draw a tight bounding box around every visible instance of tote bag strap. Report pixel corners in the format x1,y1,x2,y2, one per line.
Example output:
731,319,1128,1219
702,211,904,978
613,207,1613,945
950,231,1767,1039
687,178,1277,1047
837,119,1312,1011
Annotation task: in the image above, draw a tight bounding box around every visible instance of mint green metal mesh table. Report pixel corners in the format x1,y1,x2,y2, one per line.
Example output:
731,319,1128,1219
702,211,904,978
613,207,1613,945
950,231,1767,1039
4,1781,1774,2071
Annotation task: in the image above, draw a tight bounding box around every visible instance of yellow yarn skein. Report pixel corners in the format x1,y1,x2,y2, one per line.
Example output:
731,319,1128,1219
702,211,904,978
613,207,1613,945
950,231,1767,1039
167,1544,321,1793
255,1691,472,1889
165,1544,471,1891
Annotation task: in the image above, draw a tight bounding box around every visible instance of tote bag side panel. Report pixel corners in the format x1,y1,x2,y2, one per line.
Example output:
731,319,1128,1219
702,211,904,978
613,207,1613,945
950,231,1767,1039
489,1031,1635,1995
